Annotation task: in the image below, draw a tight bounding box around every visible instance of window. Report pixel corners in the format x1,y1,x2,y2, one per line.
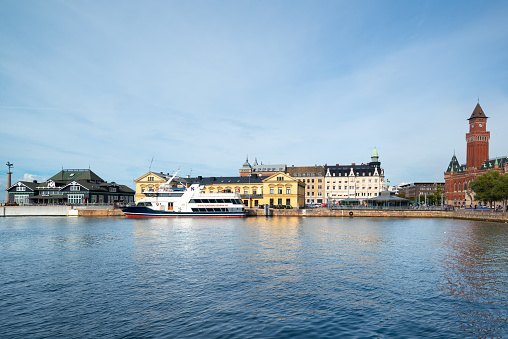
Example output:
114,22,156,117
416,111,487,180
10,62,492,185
16,186,26,191
277,176,284,181
278,187,283,194
312,179,315,183
318,185,322,189
109,187,117,193
68,194,84,204
99,195,104,203
318,179,322,183
148,177,154,181
210,190,214,193
244,189,248,195
286,198,291,206
278,198,282,205
70,185,80,191
286,187,291,194
270,187,274,194
252,189,257,195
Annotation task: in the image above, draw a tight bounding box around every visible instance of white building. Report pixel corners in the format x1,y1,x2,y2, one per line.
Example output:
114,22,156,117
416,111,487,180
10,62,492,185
324,148,386,204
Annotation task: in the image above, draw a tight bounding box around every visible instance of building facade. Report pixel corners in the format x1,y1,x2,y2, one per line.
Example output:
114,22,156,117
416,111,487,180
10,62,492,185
398,182,445,204
7,169,134,205
324,148,386,204
444,103,508,207
239,157,286,177
197,172,305,208
286,165,325,205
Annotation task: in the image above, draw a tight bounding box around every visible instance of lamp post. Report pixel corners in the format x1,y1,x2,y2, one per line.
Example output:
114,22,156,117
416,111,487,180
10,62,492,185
6,162,13,203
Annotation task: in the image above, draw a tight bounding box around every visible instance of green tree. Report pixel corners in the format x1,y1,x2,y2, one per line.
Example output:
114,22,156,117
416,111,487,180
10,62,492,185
492,173,508,211
469,170,503,210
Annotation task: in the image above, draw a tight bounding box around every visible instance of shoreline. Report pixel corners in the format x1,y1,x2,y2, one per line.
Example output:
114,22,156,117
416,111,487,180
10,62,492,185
1,205,507,222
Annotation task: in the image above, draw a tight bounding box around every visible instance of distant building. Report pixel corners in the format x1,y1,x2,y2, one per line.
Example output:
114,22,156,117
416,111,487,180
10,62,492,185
239,157,286,177
286,165,325,205
444,103,508,207
398,182,444,203
7,169,134,205
324,148,386,204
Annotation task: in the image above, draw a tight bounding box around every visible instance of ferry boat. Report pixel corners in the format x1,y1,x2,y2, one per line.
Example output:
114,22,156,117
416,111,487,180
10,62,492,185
121,172,247,218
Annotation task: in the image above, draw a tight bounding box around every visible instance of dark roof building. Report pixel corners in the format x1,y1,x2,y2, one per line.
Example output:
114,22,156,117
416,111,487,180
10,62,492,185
7,169,134,205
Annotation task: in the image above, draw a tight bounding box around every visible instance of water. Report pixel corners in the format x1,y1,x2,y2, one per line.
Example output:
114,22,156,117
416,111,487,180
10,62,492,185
1,217,507,338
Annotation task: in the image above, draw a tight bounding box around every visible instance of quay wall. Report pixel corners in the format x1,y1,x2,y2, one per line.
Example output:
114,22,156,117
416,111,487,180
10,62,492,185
246,208,508,222
1,206,73,216
2,206,507,222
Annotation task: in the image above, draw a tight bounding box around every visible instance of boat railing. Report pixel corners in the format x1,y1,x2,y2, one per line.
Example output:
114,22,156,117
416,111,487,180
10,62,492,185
195,192,241,199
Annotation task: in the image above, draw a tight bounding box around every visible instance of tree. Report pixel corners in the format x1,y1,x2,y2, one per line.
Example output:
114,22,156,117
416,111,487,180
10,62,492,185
492,173,508,211
469,170,504,210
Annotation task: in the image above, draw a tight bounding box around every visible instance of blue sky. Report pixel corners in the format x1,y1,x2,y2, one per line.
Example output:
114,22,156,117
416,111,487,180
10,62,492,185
1,0,508,195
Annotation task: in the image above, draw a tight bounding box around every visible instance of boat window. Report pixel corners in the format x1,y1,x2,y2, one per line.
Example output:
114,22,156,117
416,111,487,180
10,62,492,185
137,202,145,207
145,202,152,206
170,193,184,197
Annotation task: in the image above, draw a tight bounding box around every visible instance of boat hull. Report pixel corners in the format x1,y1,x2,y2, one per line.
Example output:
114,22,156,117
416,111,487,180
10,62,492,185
121,206,247,218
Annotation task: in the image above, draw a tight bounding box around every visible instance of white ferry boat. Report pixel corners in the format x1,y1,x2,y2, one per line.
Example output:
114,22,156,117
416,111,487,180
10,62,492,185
121,172,247,218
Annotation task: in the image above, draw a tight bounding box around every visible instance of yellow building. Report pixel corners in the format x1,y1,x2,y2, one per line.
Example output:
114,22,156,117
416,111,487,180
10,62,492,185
198,172,305,208
261,172,305,208
134,171,171,202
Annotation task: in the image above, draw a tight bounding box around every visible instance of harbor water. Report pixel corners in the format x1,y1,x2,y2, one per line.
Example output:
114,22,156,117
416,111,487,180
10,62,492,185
1,217,507,338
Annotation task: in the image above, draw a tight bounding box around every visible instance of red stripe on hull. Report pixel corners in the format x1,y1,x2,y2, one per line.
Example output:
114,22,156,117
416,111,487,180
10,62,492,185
124,214,246,218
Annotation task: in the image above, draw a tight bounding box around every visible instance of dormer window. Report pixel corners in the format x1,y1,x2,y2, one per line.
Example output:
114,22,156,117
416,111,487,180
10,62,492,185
70,185,80,191
109,187,117,193
16,186,26,192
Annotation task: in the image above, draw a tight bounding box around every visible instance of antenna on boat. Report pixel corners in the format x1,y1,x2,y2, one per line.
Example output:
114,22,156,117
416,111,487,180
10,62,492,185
149,157,154,172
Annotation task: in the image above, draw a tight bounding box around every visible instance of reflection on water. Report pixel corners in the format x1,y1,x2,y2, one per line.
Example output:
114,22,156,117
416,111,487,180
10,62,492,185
0,217,507,338
440,221,508,337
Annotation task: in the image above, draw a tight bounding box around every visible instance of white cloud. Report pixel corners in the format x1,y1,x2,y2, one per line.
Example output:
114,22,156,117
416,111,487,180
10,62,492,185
22,174,46,183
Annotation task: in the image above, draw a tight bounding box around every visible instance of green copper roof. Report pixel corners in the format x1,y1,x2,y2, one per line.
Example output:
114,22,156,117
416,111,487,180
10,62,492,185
49,169,104,182
372,147,379,158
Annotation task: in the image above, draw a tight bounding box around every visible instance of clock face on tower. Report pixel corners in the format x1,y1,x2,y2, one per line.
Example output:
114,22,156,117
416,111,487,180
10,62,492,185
479,124,483,127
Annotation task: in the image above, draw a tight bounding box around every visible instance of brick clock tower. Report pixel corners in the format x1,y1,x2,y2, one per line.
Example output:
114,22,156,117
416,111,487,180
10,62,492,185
466,103,489,169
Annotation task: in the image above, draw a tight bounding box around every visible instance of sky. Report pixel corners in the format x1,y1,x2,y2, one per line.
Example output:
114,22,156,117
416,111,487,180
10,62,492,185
1,0,508,196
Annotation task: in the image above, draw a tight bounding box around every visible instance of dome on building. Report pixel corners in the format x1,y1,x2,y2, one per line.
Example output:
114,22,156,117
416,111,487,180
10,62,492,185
371,147,379,162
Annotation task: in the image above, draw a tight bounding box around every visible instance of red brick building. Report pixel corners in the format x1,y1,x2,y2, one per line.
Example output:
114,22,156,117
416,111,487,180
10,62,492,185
444,103,508,207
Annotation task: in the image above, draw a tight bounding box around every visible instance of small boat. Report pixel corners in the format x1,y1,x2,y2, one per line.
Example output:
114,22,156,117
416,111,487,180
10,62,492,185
121,171,247,218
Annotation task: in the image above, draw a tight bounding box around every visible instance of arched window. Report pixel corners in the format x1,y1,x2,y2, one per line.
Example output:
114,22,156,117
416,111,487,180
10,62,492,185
454,182,457,191
458,182,462,191
464,181,467,191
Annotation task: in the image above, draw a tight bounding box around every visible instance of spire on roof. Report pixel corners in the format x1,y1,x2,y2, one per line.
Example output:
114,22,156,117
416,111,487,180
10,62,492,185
468,103,488,120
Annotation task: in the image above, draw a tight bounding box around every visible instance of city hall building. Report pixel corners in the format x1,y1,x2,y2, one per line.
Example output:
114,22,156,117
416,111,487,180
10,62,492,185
444,103,508,207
